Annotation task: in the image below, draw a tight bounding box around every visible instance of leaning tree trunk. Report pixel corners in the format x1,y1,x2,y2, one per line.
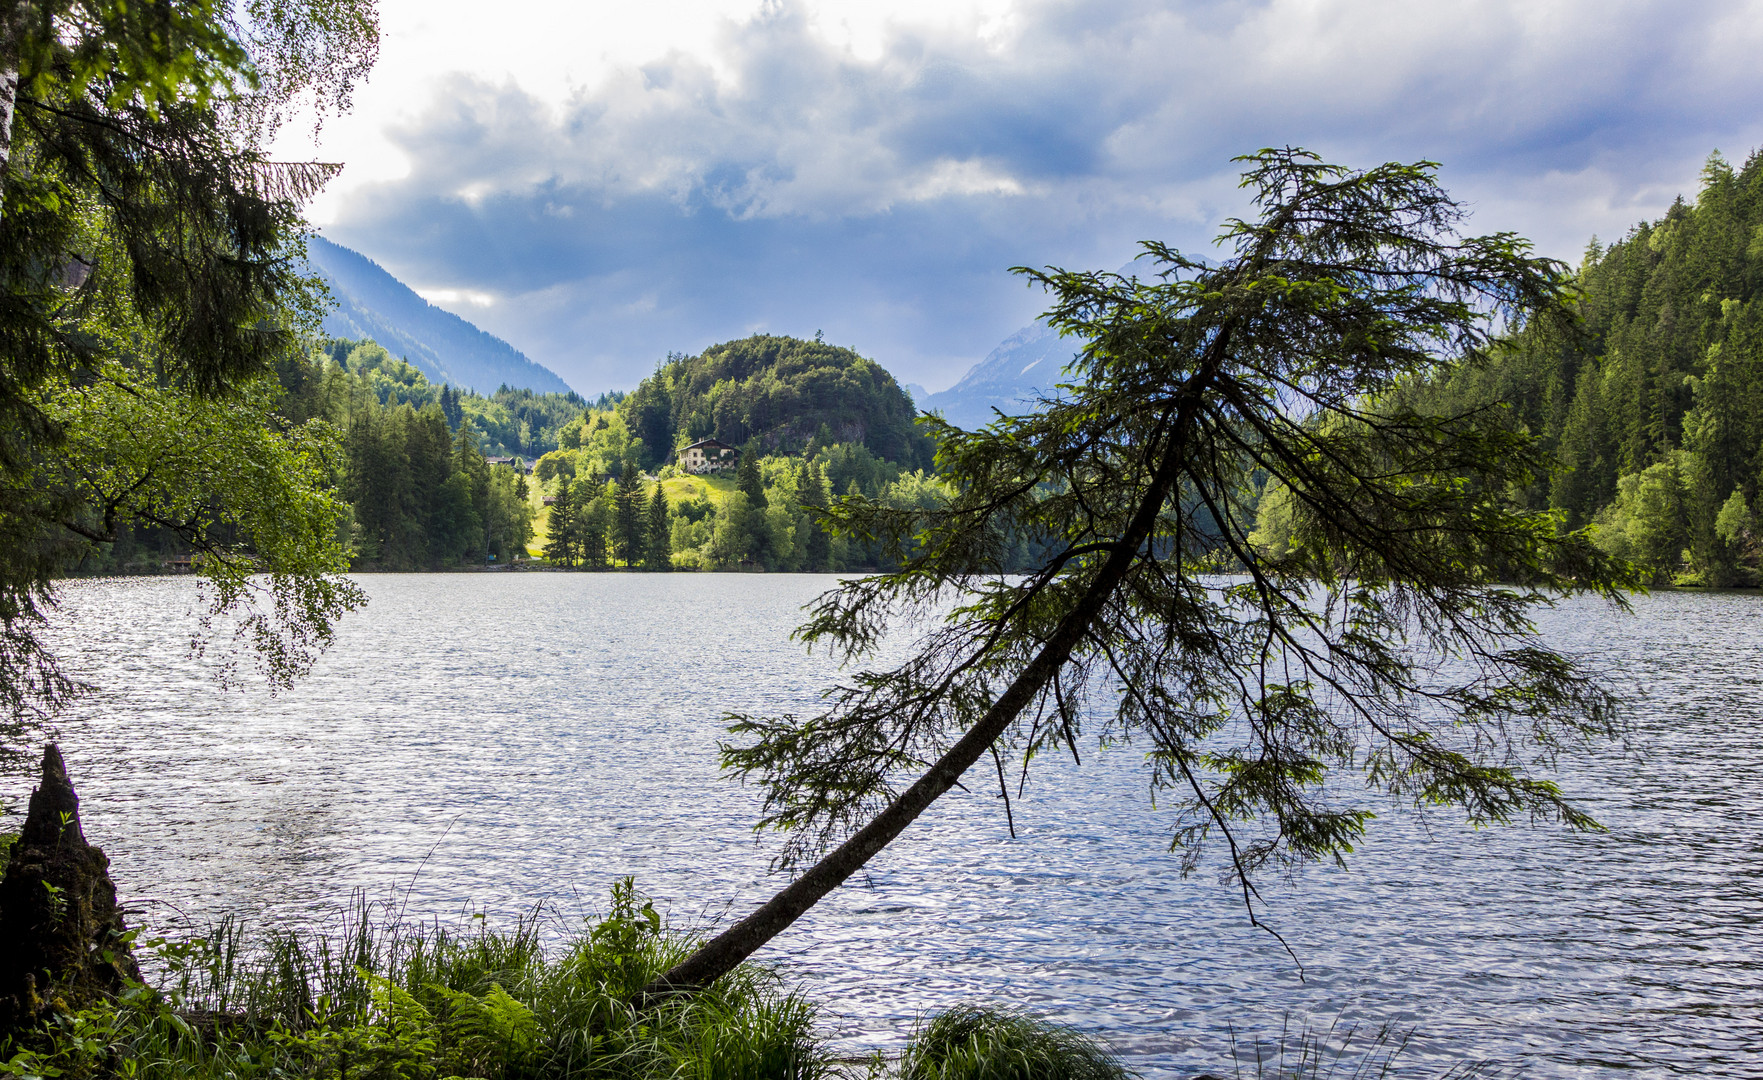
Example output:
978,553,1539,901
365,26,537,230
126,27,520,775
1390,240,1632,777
639,335,1231,1001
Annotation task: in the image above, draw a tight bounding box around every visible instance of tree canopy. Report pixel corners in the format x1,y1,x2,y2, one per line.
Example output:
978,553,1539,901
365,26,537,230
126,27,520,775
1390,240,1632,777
1398,148,1763,586
646,149,1640,998
0,0,377,746
620,336,933,471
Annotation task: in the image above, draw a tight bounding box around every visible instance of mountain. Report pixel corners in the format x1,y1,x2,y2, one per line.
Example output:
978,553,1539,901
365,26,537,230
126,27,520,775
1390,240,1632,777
917,320,1079,429
306,236,573,395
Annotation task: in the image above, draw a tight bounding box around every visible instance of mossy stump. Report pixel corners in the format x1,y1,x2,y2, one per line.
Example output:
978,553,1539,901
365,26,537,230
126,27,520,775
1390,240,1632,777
0,744,139,1032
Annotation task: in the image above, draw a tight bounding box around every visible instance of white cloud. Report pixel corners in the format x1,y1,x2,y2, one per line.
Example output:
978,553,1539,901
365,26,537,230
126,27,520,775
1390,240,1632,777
415,287,496,307
905,158,1030,200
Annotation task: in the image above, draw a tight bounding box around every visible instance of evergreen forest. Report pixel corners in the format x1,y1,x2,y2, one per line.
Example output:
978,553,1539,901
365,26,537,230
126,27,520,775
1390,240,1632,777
1383,150,1763,586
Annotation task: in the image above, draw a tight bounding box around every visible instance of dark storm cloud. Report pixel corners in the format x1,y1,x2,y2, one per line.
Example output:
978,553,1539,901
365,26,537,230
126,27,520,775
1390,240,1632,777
324,0,1763,392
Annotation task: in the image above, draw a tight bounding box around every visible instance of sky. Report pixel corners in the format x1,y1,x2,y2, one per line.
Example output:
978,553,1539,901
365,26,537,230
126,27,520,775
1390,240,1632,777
278,0,1763,394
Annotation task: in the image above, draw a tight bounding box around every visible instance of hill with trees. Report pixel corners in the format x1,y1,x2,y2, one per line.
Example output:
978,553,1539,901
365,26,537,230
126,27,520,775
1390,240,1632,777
285,340,603,461
73,330,989,575
1394,149,1763,586
617,335,934,471
530,391,955,574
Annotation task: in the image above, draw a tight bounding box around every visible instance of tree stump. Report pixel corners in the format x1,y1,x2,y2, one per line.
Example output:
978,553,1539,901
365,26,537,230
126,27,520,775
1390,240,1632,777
0,744,140,1031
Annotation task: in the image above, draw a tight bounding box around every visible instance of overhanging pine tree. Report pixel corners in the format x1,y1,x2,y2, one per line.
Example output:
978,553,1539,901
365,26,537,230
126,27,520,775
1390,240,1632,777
643,149,1640,999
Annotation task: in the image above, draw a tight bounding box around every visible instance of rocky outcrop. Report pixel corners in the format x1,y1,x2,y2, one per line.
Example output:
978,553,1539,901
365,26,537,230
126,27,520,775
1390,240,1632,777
0,744,139,1031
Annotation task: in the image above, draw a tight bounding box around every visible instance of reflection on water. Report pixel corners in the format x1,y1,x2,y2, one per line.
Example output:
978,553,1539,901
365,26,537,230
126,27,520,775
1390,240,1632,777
21,574,1763,1078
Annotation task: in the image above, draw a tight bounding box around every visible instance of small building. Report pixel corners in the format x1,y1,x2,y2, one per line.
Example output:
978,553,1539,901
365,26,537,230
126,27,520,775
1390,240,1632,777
676,438,738,474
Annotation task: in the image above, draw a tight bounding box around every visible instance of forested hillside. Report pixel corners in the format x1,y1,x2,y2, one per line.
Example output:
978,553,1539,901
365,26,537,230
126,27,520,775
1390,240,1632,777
277,342,615,569
1400,150,1763,586
84,332,946,574
80,341,603,573
617,335,934,471
281,340,601,460
308,237,575,395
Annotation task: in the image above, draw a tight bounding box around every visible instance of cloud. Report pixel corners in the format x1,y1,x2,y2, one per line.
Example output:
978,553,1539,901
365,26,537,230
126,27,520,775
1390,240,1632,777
321,0,1763,392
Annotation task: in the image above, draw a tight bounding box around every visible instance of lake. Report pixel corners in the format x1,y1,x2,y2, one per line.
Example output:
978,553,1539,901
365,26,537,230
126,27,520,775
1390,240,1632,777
21,574,1763,1077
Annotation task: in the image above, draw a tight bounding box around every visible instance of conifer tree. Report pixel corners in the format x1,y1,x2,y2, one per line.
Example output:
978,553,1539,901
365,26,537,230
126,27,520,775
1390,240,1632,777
737,443,769,508
612,479,644,565
646,483,672,570
439,385,464,429
542,477,576,568
454,417,489,503
798,460,832,572
644,149,1640,1001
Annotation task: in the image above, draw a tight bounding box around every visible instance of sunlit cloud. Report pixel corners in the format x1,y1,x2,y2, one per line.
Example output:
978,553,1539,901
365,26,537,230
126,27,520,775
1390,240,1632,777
414,287,497,308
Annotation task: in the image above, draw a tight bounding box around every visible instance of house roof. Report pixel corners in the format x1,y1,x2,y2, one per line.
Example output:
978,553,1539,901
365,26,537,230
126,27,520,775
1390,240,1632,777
680,439,736,453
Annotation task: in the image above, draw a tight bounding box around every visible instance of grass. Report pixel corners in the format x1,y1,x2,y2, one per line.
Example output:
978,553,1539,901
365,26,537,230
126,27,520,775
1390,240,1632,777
898,1006,1132,1080
659,473,736,506
0,880,828,1080
1219,1014,1501,1080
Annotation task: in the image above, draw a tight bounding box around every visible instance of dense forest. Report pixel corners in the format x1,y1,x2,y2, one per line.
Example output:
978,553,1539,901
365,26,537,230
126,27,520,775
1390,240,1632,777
1383,150,1763,586
80,342,598,572
539,441,952,573
284,340,611,459
611,334,935,472
81,333,948,574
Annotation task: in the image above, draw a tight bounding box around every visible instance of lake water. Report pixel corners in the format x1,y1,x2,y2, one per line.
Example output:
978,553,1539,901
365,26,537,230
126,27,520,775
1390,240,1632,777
18,574,1763,1077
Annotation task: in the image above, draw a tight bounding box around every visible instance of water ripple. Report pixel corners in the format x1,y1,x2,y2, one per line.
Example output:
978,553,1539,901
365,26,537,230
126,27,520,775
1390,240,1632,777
18,575,1763,1078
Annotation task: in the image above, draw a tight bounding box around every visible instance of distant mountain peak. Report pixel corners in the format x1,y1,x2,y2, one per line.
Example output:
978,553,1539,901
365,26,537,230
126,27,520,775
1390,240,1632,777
306,236,573,395
917,318,1077,429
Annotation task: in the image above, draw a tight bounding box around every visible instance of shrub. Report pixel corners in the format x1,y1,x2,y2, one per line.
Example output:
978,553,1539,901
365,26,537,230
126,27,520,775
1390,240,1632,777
899,1004,1132,1080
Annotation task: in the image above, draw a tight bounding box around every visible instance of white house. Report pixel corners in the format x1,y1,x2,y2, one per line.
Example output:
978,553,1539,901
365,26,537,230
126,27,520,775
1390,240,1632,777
676,438,738,474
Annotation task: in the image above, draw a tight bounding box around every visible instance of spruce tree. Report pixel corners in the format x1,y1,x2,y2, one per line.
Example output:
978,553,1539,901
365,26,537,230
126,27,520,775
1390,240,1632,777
614,478,646,565
646,483,672,570
799,460,832,571
645,149,1640,1001
737,443,769,508
454,419,491,560
542,477,576,568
